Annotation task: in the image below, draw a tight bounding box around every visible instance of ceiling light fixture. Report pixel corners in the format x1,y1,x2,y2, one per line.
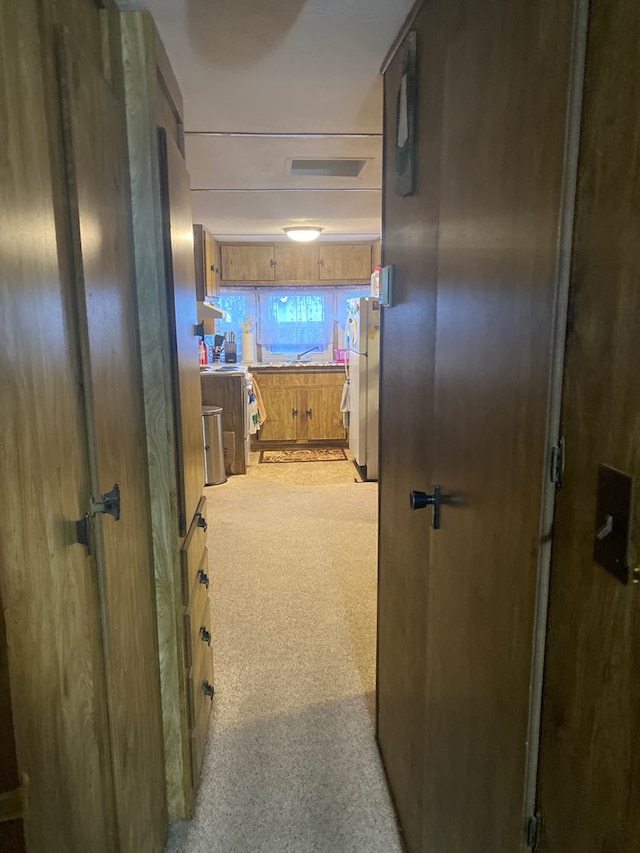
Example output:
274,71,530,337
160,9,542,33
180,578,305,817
283,226,323,243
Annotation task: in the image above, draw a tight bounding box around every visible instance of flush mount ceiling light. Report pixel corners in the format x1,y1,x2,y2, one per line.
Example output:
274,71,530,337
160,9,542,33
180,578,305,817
283,226,324,243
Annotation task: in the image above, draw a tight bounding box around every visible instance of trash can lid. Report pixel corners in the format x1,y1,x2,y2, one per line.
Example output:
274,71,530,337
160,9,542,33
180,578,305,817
202,406,223,415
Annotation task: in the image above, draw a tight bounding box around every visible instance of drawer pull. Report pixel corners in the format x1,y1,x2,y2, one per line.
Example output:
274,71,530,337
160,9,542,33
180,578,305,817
199,626,212,646
197,514,208,532
202,681,214,699
197,569,210,589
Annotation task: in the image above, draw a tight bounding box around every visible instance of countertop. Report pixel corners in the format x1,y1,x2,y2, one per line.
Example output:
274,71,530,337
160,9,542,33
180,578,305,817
249,362,346,373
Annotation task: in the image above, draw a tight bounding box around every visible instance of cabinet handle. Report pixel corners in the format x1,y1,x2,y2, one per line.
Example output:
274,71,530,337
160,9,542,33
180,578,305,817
292,408,298,417
270,258,276,267
306,408,313,418
197,514,208,532
199,626,212,646
202,681,214,700
318,257,324,266
197,569,210,589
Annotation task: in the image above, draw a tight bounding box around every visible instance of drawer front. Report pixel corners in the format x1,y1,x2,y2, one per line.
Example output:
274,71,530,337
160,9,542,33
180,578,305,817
253,370,344,388
184,577,212,669
180,496,208,604
187,632,214,732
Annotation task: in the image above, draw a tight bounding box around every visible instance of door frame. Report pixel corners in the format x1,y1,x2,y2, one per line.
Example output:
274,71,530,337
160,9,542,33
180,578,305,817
520,0,590,839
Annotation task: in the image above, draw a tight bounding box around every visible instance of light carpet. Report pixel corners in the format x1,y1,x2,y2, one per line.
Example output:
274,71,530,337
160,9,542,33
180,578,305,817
165,457,402,853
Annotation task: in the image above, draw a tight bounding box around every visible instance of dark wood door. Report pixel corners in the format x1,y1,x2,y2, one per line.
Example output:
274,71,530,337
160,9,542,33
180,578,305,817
58,30,166,852
537,0,640,848
424,2,573,848
377,10,443,853
158,128,204,535
378,1,574,850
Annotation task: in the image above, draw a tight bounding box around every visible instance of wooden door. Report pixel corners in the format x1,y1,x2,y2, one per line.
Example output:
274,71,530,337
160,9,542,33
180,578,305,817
209,235,221,296
317,244,371,280
377,17,442,852
58,30,166,852
274,243,318,282
258,388,298,442
305,386,345,441
424,1,573,848
0,5,116,850
537,0,640,848
158,128,204,534
220,244,275,281
378,1,574,850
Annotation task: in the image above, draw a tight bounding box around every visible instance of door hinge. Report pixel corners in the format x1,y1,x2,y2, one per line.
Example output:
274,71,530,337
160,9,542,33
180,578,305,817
526,811,542,849
90,483,121,520
550,437,565,487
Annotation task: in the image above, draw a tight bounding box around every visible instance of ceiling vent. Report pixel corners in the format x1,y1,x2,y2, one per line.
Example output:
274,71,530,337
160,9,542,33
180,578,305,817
289,158,367,178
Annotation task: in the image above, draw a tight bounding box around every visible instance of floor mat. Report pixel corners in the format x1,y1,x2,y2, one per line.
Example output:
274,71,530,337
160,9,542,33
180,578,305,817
259,448,347,464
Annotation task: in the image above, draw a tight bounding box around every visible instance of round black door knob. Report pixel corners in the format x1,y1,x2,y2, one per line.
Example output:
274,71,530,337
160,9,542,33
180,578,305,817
410,490,434,510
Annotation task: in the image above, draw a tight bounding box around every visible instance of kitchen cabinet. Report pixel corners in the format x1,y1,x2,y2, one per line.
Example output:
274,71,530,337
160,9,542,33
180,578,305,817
180,497,214,789
201,371,248,474
252,368,346,446
221,243,275,281
274,243,318,282
219,242,374,284
317,243,372,281
194,224,220,300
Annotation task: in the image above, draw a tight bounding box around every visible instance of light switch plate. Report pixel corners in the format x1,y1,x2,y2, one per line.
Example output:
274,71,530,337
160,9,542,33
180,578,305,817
593,464,634,584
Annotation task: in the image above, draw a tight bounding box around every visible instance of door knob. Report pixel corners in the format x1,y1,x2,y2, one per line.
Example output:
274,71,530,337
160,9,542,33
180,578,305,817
410,485,441,529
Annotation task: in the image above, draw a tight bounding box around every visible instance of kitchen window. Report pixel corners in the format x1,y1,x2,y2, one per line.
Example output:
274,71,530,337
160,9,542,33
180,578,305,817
214,285,369,362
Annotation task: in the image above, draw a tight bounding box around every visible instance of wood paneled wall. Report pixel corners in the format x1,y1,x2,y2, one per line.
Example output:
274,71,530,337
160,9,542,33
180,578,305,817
538,0,640,847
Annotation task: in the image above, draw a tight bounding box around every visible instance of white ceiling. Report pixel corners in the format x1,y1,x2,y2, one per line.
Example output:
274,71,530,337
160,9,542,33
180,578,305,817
141,0,414,241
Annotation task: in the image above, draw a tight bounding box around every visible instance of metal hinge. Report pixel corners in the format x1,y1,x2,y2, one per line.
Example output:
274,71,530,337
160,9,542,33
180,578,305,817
526,811,542,849
90,483,121,520
550,437,565,487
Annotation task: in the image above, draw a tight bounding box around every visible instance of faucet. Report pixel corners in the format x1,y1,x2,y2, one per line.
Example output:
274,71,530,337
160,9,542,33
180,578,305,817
296,346,320,360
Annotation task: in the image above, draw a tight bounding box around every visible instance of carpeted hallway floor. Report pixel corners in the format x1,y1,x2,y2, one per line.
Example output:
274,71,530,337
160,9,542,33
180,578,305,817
165,454,402,853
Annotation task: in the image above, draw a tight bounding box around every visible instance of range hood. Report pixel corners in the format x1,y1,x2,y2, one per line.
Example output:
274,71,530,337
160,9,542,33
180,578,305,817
197,301,224,321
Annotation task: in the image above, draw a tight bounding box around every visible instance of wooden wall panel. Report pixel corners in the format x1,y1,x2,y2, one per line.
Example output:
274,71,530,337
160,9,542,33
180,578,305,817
0,3,116,850
377,4,445,850
57,29,166,852
538,0,640,848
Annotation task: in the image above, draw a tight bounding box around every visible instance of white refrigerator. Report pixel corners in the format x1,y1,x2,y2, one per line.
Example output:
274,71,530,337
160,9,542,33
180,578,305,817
346,296,380,480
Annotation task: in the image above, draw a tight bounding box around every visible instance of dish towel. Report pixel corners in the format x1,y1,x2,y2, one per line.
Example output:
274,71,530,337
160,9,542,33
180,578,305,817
340,380,351,428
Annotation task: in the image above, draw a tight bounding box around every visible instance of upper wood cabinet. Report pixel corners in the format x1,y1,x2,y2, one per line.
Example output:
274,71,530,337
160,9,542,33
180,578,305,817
220,244,275,281
193,224,220,299
219,242,374,284
317,244,372,281
274,243,318,282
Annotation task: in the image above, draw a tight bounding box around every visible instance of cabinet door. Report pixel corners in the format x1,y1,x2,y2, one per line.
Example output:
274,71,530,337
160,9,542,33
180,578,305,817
317,244,372,280
220,244,275,281
274,243,319,282
258,387,298,441
208,235,221,296
304,386,346,441
193,224,207,301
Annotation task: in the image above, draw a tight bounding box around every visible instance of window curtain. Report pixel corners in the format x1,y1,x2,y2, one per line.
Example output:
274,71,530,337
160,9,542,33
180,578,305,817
258,289,333,347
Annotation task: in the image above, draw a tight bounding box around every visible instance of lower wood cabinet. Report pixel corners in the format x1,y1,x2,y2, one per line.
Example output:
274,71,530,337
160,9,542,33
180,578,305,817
252,369,346,446
180,496,214,789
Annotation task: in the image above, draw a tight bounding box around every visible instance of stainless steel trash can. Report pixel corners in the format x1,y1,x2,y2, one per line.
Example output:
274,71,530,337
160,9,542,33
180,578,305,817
202,406,226,485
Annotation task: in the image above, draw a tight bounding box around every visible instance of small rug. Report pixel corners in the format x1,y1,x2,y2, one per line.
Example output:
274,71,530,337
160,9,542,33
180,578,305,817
259,448,347,464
